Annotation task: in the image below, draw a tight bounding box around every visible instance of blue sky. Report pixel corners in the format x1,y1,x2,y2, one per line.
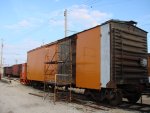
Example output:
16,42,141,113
0,0,150,65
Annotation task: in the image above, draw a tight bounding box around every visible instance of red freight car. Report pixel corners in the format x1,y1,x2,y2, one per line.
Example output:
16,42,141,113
12,64,22,77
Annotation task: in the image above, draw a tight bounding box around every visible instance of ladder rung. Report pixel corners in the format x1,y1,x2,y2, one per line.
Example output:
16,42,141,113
45,61,64,64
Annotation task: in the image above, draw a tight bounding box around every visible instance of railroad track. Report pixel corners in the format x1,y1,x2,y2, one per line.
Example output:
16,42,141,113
70,93,150,112
119,101,150,112
2,78,150,112
27,86,150,112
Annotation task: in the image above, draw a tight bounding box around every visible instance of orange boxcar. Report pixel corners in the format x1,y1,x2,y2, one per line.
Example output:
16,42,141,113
27,42,57,82
27,20,148,89
27,20,148,104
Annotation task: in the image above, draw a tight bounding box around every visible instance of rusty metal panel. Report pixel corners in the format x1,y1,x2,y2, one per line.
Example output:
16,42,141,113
57,38,71,75
76,26,101,89
57,36,76,84
110,21,148,84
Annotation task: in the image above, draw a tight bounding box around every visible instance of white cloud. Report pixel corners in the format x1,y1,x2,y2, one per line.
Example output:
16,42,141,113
49,19,64,26
4,17,45,31
68,5,112,28
70,6,91,20
4,5,112,32
48,5,112,32
3,5,112,65
4,19,32,30
3,38,42,65
18,20,30,27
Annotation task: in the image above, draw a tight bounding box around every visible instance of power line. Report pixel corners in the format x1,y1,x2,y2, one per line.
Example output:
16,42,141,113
82,0,135,9
83,0,100,7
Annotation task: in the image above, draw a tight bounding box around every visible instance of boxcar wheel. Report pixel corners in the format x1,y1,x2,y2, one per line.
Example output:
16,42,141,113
84,89,93,101
127,92,141,103
109,91,122,106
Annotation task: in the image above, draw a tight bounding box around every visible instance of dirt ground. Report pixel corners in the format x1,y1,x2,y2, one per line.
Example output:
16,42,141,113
0,79,149,113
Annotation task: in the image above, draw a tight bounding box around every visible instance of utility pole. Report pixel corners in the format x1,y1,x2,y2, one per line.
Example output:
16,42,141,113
0,39,3,78
15,59,18,64
64,9,67,37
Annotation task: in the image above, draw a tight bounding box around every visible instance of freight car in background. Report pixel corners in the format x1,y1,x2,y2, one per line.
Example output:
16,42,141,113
25,19,149,105
12,64,22,77
4,66,12,77
4,64,23,78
